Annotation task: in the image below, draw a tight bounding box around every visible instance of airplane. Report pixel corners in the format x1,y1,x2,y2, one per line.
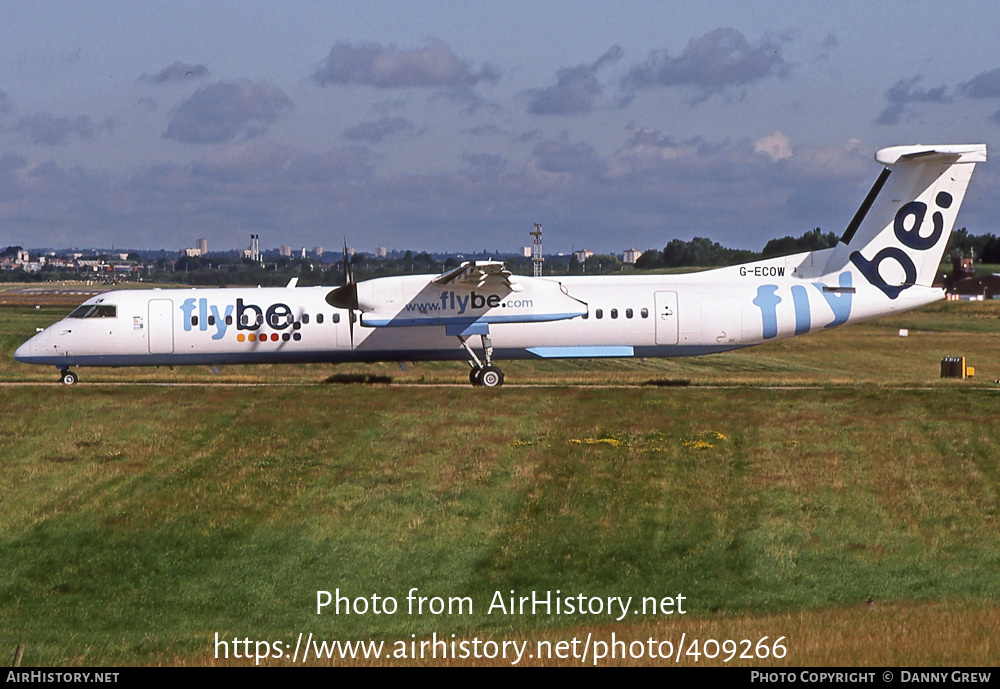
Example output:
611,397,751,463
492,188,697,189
14,143,986,387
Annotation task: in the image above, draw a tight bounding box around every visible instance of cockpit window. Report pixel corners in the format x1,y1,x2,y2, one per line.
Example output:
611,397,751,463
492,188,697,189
67,304,118,319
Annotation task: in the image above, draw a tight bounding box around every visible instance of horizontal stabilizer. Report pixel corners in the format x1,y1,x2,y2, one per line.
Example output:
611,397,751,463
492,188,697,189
874,144,987,166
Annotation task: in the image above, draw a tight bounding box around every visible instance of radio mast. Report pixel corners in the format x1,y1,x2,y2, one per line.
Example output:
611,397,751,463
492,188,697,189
531,223,544,277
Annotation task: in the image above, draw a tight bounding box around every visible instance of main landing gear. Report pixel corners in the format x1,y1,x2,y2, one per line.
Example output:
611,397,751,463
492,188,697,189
456,330,505,388
58,369,78,386
469,364,504,388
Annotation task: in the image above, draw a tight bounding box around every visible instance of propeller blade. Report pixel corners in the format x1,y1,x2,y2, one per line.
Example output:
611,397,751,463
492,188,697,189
323,239,357,348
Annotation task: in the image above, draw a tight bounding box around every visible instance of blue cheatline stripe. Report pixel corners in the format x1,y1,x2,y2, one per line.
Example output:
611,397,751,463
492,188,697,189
526,346,634,358
446,322,489,336
362,312,584,327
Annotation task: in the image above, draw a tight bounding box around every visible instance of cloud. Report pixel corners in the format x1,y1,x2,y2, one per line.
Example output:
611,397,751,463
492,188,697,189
956,68,1000,123
165,79,293,144
15,112,116,145
6,133,997,256
312,39,499,89
624,28,790,99
607,128,682,176
463,153,507,182
190,141,375,184
957,68,1000,100
814,33,839,63
461,124,504,137
523,45,623,115
139,61,209,84
0,90,13,116
754,131,793,161
369,98,407,115
342,117,416,143
876,76,950,125
531,138,607,177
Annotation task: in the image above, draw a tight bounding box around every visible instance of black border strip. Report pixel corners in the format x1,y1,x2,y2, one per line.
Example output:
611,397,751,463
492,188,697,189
841,167,891,246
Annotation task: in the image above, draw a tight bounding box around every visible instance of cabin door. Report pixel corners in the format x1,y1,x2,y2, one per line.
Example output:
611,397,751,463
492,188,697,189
148,299,175,354
654,291,678,345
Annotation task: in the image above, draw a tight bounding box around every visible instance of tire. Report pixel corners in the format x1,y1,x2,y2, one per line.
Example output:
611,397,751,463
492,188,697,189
479,366,504,388
60,370,78,386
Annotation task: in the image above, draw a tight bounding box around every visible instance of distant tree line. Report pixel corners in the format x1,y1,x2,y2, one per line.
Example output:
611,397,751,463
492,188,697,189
7,225,1000,286
945,228,1000,263
634,228,839,270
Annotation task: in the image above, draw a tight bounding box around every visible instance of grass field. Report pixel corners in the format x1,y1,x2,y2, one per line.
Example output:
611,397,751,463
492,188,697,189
1,294,999,666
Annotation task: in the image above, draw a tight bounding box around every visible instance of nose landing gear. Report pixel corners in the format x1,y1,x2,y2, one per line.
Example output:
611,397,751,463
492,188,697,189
59,369,78,386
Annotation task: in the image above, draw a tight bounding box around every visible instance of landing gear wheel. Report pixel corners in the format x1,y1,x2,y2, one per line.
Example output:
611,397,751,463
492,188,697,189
60,370,78,386
470,367,483,386
478,365,504,388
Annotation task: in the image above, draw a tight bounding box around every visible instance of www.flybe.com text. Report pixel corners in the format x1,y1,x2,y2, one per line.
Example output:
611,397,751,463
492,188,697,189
403,291,533,315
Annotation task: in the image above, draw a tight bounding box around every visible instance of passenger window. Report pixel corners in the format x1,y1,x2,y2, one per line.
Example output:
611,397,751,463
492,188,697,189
641,308,649,318
626,308,633,318
317,314,324,324
596,309,603,319
333,313,341,324
225,315,233,326
582,312,589,320
191,315,198,327
610,309,618,319
302,314,310,324
208,315,215,326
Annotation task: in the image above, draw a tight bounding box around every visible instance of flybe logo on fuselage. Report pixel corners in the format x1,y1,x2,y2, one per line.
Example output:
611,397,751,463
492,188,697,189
403,291,533,315
179,297,299,340
753,272,853,340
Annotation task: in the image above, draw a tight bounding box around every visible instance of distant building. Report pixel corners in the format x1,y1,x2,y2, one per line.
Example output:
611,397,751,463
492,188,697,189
279,245,293,257
573,250,593,263
622,248,643,265
196,238,208,255
313,246,324,257
375,246,387,258
946,255,1000,298
521,246,532,258
183,248,202,258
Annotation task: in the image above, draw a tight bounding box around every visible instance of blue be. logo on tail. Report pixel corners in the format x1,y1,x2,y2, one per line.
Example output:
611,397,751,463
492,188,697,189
849,192,952,299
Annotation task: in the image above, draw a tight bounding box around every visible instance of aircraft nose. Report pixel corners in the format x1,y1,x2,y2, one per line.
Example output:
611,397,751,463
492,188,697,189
13,337,34,363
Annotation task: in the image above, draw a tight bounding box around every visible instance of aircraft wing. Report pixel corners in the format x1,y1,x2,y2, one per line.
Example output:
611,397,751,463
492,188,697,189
432,261,520,291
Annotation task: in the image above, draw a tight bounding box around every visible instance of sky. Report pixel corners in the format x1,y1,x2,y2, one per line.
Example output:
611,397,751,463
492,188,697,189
2,1,1000,254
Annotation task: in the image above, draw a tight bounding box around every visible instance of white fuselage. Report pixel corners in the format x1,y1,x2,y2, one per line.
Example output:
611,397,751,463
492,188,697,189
13,250,942,370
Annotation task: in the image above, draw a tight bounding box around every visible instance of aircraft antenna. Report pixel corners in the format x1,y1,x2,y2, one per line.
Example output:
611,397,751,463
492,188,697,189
531,223,544,277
